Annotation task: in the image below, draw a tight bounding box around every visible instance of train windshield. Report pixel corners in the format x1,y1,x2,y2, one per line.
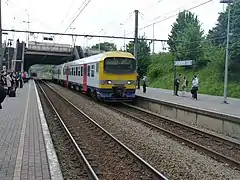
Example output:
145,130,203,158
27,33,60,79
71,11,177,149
104,57,136,74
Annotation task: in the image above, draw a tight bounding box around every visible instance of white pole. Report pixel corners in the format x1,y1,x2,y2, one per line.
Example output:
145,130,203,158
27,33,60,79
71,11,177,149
223,2,231,104
123,29,126,51
152,23,155,54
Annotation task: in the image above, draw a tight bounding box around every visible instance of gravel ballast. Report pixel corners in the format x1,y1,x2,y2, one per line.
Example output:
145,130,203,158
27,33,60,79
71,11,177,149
37,84,90,180
47,82,240,180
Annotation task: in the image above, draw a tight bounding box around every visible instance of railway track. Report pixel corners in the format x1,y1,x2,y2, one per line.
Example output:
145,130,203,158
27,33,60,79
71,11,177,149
36,80,168,180
107,103,240,170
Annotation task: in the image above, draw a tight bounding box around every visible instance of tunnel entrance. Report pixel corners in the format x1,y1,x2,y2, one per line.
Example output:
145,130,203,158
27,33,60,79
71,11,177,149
30,72,37,77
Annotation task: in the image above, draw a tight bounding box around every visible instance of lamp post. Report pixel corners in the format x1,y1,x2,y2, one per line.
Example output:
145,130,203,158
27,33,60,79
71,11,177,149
23,9,30,45
70,27,76,46
99,29,104,53
152,22,155,54
120,23,126,51
220,0,233,104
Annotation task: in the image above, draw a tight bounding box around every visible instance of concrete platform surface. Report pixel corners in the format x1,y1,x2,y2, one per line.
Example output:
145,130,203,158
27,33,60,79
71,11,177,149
0,80,63,180
136,87,240,117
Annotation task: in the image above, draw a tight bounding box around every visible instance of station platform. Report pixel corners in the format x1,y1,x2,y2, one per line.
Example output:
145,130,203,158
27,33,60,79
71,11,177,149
136,87,240,117
0,80,63,180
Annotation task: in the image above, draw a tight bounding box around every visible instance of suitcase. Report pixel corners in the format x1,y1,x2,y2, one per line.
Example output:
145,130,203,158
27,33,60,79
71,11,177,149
9,88,16,97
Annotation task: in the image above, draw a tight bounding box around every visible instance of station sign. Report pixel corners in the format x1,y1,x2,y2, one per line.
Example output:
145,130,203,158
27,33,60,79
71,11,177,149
174,60,193,66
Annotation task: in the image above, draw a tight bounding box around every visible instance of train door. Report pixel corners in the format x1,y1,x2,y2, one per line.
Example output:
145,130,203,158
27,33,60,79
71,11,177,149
66,66,69,87
83,64,87,92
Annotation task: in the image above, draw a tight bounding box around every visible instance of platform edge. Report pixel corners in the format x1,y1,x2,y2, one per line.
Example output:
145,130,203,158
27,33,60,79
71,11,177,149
33,80,64,180
135,95,240,123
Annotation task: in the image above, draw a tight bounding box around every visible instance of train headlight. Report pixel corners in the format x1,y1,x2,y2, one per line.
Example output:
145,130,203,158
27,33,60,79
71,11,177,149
127,80,134,85
107,80,112,84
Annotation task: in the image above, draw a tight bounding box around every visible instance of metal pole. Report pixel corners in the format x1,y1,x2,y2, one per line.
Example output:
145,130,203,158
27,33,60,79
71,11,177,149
0,0,3,71
152,23,155,54
7,46,10,70
27,13,30,45
134,10,139,61
223,3,231,104
98,37,100,53
123,29,126,51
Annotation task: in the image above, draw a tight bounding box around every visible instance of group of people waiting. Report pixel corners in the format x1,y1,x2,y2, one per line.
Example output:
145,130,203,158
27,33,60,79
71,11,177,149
175,74,199,100
0,71,27,109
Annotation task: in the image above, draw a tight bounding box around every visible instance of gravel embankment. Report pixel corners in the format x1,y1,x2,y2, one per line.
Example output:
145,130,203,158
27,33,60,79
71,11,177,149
48,82,240,180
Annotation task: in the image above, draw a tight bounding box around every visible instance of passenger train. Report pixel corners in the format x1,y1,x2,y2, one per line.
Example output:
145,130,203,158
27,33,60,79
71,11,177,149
52,51,137,102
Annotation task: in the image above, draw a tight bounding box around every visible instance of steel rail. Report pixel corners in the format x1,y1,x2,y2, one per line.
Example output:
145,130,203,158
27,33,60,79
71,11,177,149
36,80,99,180
107,103,240,170
40,80,168,180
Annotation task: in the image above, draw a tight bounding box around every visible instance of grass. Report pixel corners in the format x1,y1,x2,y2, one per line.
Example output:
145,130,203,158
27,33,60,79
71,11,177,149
147,53,240,98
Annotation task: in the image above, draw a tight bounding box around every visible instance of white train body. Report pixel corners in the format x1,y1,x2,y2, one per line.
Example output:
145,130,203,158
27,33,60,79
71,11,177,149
52,51,137,102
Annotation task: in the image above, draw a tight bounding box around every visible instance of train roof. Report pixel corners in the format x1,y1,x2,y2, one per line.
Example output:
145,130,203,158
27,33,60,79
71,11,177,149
57,51,135,67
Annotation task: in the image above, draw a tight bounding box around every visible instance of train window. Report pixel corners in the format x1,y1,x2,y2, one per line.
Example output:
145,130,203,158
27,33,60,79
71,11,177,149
87,65,90,77
96,63,99,72
81,66,83,76
104,57,136,74
91,65,95,77
78,67,80,76
73,67,76,76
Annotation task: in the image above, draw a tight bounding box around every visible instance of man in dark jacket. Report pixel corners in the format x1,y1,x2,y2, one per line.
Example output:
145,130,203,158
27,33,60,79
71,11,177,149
0,71,7,109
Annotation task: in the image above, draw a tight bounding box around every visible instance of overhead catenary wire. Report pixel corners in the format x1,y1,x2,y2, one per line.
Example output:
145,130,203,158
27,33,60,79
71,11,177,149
125,0,213,36
93,0,166,40
3,0,56,31
59,0,80,26
35,0,92,64
4,28,236,46
63,0,91,34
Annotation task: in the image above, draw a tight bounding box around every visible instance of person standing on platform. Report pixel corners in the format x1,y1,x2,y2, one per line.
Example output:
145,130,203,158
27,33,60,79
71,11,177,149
137,73,140,89
6,72,12,95
175,73,181,96
181,76,188,97
191,75,199,100
142,75,147,93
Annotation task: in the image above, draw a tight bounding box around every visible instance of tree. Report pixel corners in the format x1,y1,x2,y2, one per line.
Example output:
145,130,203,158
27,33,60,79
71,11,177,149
126,36,151,77
207,1,240,79
91,42,117,52
207,11,229,46
168,10,204,64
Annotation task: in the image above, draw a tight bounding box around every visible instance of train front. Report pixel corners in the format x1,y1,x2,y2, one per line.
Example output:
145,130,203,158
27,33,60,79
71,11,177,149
98,52,137,102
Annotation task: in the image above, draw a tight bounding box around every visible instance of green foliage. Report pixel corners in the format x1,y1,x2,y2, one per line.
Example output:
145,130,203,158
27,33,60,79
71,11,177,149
147,7,240,98
147,44,240,98
168,10,204,64
126,36,151,77
207,1,240,80
91,42,117,52
147,53,173,80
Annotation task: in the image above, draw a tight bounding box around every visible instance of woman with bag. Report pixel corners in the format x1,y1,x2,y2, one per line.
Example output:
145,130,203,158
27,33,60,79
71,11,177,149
191,75,199,100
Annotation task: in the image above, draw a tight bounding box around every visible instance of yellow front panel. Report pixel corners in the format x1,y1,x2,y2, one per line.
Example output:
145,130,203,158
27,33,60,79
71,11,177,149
98,61,137,89
99,84,136,89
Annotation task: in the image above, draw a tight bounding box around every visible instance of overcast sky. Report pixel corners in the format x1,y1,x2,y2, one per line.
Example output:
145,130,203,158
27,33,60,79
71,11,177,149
2,0,225,52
